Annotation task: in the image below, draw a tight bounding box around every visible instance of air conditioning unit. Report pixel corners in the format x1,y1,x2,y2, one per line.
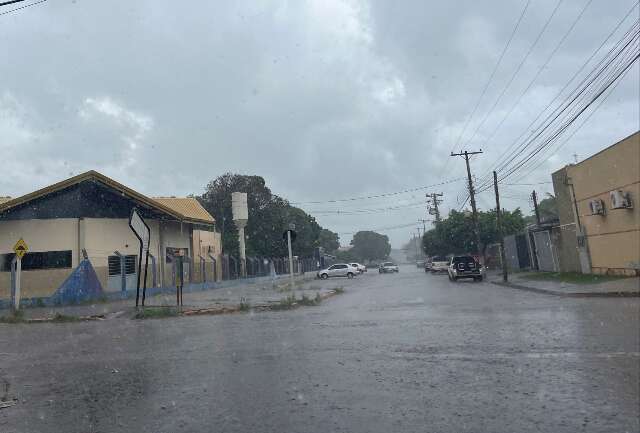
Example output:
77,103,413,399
589,199,605,215
610,190,633,209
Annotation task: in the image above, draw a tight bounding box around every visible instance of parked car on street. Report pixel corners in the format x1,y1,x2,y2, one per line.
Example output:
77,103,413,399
349,263,367,273
430,256,449,273
415,260,424,268
379,262,399,273
424,257,433,272
317,263,357,279
447,255,484,282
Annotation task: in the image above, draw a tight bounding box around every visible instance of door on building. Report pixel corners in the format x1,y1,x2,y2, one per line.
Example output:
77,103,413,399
107,254,138,291
532,231,558,272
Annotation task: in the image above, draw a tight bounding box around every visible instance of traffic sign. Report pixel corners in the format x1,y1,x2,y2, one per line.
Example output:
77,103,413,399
129,209,150,252
13,238,28,259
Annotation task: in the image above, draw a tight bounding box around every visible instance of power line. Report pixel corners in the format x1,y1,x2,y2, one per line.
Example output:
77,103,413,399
0,0,47,16
290,177,464,205
475,5,639,188
517,60,636,180
494,47,639,184
474,20,640,191
477,0,595,152
463,0,565,149
338,222,418,236
437,0,531,178
309,201,425,215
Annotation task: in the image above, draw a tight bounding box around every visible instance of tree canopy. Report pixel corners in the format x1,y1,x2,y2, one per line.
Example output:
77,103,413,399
422,208,526,257
349,231,391,262
198,173,339,258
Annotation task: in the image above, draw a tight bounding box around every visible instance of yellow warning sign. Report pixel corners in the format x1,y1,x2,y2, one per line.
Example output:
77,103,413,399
13,238,28,259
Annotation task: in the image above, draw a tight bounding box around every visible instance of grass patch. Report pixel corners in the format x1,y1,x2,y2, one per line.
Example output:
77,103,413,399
298,293,322,306
521,272,631,285
0,310,25,324
51,313,80,323
271,294,297,310
332,286,345,294
133,306,180,320
239,297,251,311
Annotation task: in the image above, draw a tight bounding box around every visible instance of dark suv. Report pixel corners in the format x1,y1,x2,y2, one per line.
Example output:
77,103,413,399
447,255,484,282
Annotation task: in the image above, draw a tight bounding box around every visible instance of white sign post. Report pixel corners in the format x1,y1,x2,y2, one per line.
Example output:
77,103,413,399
129,209,151,307
12,238,28,312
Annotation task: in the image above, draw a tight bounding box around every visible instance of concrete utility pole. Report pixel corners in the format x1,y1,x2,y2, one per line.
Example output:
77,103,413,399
451,150,483,258
493,171,508,282
532,190,541,225
418,219,428,234
232,192,249,278
426,192,443,223
287,224,295,290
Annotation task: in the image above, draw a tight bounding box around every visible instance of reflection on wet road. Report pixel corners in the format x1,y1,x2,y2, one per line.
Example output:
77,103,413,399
1,265,638,432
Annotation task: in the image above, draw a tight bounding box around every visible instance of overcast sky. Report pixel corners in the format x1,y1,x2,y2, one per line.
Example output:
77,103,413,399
1,0,638,247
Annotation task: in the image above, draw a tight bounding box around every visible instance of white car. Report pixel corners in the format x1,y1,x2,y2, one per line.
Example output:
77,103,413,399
430,256,449,273
350,263,367,273
378,262,399,273
317,263,357,279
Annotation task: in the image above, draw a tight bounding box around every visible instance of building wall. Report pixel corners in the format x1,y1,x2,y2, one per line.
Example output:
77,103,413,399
82,218,162,291
0,219,79,299
551,168,582,273
191,229,222,282
567,132,640,275
0,217,207,299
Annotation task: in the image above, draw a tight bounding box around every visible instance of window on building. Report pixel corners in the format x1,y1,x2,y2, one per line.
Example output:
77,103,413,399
0,250,72,272
107,255,137,276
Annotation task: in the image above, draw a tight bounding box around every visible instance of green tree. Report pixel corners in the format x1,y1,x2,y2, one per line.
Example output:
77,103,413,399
422,208,525,257
198,173,328,258
317,228,340,253
350,231,391,262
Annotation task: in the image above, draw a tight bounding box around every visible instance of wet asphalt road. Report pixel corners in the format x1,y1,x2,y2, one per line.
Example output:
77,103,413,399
1,265,639,433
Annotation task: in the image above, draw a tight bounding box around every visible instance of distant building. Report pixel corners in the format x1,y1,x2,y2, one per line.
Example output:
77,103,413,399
552,131,639,275
0,171,221,301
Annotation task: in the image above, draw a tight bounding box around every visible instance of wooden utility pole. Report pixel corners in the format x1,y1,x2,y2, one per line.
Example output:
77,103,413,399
451,150,483,258
493,171,508,282
532,190,541,225
426,192,443,223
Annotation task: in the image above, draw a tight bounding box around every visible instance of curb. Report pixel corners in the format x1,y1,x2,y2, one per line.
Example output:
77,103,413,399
491,281,640,298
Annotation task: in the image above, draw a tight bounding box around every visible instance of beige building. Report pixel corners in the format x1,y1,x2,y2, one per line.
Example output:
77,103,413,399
553,131,640,276
0,171,221,300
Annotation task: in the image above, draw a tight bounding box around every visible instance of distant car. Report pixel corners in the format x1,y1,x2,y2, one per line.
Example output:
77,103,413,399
317,263,357,279
350,263,367,273
430,256,449,273
447,255,484,282
379,262,399,273
424,258,433,272
415,260,424,268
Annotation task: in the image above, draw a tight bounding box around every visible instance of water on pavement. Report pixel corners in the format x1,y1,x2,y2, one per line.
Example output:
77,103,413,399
1,265,638,432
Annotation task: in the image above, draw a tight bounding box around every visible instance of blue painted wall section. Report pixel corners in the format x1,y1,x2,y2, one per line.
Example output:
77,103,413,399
50,259,104,305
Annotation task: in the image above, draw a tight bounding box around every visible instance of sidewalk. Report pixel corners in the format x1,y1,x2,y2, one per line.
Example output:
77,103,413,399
0,274,344,322
491,272,640,297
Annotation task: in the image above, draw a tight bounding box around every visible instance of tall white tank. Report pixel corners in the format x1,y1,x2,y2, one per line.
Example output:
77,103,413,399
231,192,248,224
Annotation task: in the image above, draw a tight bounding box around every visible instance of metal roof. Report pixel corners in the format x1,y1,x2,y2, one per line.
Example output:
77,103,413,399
0,171,214,226
152,197,215,224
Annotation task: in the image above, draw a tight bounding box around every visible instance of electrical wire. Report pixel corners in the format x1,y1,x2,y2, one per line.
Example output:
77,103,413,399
0,0,46,16
476,0,595,152
463,0,565,149
474,21,640,191
474,7,639,189
516,59,636,180
290,177,464,205
437,0,531,177
338,222,418,236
